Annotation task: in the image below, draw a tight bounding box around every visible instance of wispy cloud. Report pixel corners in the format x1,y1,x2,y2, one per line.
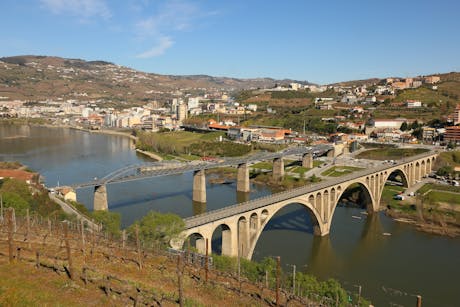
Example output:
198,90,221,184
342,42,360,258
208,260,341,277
134,0,217,58
40,0,111,19
136,36,174,58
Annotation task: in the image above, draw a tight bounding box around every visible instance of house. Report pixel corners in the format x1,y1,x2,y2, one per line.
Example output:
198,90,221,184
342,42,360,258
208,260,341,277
0,169,37,185
341,94,358,104
406,100,422,108
370,118,406,129
424,76,440,84
56,186,77,202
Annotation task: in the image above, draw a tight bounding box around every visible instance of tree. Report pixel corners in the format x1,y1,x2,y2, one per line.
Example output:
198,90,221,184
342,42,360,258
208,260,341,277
129,211,184,249
92,210,121,237
447,141,456,150
437,165,453,177
410,120,420,130
411,127,423,140
0,192,29,215
400,121,408,131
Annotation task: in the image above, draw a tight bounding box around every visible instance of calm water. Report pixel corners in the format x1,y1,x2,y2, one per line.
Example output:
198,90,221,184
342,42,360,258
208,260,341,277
1,123,459,306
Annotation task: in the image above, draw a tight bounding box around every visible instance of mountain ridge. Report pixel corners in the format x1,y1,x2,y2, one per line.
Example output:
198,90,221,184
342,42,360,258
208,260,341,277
0,55,313,105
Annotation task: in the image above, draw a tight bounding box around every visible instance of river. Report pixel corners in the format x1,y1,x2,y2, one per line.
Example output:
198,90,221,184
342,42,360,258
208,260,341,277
0,123,459,306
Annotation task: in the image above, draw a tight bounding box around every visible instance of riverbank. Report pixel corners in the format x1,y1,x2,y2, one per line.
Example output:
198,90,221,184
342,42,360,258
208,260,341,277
385,208,460,237
0,119,138,141
135,149,163,161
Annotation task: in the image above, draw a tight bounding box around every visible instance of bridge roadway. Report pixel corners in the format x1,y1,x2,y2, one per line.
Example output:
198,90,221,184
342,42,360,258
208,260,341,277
67,144,332,189
183,151,436,229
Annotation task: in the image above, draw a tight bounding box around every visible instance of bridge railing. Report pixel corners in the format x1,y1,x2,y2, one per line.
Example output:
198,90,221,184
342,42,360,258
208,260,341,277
184,151,438,228
70,145,332,189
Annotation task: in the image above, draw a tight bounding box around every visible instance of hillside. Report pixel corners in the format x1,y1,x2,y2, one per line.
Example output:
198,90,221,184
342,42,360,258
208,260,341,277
0,55,311,106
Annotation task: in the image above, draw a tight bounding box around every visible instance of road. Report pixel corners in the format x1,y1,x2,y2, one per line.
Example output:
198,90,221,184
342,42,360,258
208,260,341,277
49,193,100,231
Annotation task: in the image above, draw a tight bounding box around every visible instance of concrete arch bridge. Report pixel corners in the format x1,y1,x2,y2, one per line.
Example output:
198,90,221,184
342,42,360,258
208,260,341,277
171,152,437,260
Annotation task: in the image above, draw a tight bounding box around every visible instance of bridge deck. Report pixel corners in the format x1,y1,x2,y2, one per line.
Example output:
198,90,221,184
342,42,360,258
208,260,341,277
183,151,437,229
68,145,332,189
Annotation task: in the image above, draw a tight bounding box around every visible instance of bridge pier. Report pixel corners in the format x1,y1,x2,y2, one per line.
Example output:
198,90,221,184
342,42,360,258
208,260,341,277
93,184,108,211
222,225,238,256
237,163,250,193
193,170,207,203
238,218,249,258
195,236,207,255
302,153,313,168
272,158,284,180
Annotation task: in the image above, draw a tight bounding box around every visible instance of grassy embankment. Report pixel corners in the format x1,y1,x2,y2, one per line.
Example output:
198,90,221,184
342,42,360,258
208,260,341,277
355,148,429,160
321,166,364,177
380,183,460,236
136,130,286,161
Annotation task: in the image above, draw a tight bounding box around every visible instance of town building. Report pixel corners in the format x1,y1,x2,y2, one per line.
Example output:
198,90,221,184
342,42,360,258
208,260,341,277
454,104,460,125
424,76,441,84
444,126,460,143
406,100,422,108
422,127,436,142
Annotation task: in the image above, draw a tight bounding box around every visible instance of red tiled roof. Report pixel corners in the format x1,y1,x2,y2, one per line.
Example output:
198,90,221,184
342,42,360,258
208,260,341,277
0,169,35,181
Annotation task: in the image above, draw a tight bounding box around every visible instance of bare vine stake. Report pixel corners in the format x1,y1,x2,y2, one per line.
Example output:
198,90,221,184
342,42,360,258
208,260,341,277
135,225,142,270
63,222,74,280
26,208,31,248
12,207,16,233
122,229,126,249
35,250,40,269
177,254,184,307
7,208,14,263
80,219,86,265
276,256,281,307
205,238,209,283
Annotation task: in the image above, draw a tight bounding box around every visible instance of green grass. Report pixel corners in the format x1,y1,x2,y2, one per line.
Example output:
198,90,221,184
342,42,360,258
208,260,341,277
251,161,273,169
289,161,322,174
426,191,460,205
355,148,429,160
438,151,460,167
321,166,364,177
418,183,460,195
381,186,410,209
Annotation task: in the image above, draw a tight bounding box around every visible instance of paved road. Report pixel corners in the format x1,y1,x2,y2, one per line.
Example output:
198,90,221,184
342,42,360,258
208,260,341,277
49,193,100,231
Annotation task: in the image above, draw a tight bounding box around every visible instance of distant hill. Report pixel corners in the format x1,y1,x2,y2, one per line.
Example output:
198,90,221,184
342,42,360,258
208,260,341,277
0,55,313,106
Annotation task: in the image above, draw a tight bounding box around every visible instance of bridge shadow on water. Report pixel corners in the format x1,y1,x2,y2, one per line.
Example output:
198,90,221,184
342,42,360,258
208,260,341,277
108,190,193,210
262,207,314,234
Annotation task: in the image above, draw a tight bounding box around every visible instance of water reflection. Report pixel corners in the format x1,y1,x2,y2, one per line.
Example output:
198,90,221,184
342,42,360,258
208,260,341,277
193,201,206,215
236,191,250,203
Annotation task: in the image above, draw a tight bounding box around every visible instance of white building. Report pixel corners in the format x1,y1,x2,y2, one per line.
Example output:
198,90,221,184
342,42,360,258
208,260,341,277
406,100,422,108
371,119,406,129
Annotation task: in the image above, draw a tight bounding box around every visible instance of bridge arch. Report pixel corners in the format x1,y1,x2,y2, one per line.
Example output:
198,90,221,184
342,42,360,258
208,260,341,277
212,223,234,256
384,167,409,188
246,197,324,259
183,232,206,254
329,180,376,230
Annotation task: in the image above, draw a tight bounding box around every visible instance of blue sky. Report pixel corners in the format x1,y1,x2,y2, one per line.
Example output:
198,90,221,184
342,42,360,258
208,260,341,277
1,0,459,84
